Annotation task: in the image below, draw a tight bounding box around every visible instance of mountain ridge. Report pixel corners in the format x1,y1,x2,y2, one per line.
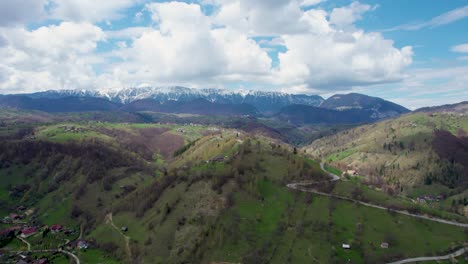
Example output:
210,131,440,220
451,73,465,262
320,93,410,119
21,86,324,113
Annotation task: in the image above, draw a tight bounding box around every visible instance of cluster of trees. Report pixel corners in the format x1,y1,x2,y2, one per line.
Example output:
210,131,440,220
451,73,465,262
173,139,198,157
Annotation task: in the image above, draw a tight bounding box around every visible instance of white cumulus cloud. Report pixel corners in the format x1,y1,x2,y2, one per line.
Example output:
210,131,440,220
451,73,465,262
451,43,468,53
0,0,48,26
0,0,415,94
99,2,272,87
0,22,105,93
49,0,142,22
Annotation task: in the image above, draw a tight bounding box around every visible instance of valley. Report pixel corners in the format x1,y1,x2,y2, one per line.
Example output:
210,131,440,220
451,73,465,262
1,1,467,263
0,90,466,263
0,105,466,263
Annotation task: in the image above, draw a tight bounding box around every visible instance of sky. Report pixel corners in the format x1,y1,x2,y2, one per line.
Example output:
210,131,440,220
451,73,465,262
0,0,467,109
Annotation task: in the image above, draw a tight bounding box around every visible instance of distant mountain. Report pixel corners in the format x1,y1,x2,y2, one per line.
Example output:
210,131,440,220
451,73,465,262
0,95,258,117
25,86,324,113
416,101,468,114
320,93,410,119
121,98,258,116
275,104,395,125
0,95,121,112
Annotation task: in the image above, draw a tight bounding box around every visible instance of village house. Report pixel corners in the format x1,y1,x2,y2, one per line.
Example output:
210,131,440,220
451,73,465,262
77,240,89,249
416,194,444,203
9,213,21,221
381,242,389,249
34,259,49,264
24,209,35,217
0,226,21,237
342,244,351,249
210,155,226,163
20,227,37,238
50,224,63,233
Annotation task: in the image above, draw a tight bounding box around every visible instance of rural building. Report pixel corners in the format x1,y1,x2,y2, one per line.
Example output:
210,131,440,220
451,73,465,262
24,209,35,216
9,213,21,220
381,242,389,249
50,224,63,233
121,226,128,232
77,240,89,249
342,244,351,249
210,155,225,162
20,227,37,238
0,226,21,237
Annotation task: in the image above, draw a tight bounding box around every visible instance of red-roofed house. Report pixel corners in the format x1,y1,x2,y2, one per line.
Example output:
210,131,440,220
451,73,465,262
50,224,63,233
0,226,21,237
9,213,20,220
34,259,49,264
20,227,37,238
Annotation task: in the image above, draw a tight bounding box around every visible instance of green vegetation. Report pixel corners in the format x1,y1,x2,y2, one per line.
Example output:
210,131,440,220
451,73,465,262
0,117,466,263
306,111,468,218
325,164,343,176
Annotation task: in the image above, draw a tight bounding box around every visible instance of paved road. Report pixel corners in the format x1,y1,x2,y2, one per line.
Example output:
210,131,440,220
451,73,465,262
287,163,468,228
387,247,467,264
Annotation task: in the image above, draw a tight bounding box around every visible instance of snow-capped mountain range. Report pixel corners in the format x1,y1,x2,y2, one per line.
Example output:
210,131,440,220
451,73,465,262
24,86,324,113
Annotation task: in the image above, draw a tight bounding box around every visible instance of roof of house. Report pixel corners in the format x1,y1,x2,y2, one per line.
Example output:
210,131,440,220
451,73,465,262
77,240,89,247
381,242,389,248
51,224,63,231
0,226,21,235
21,227,37,235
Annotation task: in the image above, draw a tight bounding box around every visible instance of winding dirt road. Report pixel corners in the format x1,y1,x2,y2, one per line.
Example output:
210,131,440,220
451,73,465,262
287,163,468,264
105,213,132,259
17,236,31,251
287,163,468,228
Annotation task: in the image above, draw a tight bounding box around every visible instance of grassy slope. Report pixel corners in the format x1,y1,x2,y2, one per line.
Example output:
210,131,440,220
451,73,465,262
305,112,468,188
0,121,466,263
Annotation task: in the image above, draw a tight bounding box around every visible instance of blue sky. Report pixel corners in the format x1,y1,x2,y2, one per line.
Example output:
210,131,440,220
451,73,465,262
0,0,467,108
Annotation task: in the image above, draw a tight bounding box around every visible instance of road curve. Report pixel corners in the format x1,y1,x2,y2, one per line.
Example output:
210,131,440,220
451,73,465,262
287,163,468,228
60,249,81,264
320,162,340,182
387,247,467,264
17,236,31,251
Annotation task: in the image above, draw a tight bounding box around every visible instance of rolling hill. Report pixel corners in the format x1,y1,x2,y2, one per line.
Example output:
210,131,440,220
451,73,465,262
0,119,466,263
304,102,468,209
